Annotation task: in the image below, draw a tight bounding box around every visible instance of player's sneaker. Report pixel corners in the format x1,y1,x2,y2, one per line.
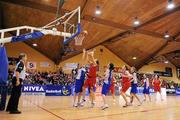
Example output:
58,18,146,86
73,103,78,107
80,99,86,104
123,102,131,107
77,102,84,107
137,102,142,106
90,102,95,108
101,104,109,110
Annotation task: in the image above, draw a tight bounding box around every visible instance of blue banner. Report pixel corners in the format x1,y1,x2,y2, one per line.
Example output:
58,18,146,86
22,85,71,96
45,85,71,96
176,88,180,95
11,31,44,43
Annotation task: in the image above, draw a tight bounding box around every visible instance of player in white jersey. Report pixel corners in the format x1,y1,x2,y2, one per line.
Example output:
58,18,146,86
130,67,142,106
101,63,114,110
73,64,86,107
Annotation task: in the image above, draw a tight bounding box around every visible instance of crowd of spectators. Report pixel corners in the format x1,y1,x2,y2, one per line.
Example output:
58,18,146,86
8,68,74,86
7,68,180,88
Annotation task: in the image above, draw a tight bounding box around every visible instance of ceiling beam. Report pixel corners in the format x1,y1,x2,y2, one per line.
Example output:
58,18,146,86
1,0,179,64
176,38,180,42
137,41,169,70
0,0,60,13
1,0,177,39
0,3,3,29
174,31,180,40
81,0,89,16
163,55,178,67
83,15,169,39
102,31,131,44
83,15,132,30
56,0,66,17
135,6,180,29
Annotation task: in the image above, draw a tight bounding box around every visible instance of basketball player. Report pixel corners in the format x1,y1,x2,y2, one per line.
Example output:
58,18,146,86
6,53,27,114
109,73,116,103
142,74,151,102
152,74,163,101
120,65,132,107
101,63,114,110
82,49,99,107
130,67,142,106
73,49,89,107
73,64,86,107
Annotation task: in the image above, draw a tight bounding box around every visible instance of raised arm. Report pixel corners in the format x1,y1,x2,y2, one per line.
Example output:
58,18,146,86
152,79,154,86
81,49,88,65
87,49,97,65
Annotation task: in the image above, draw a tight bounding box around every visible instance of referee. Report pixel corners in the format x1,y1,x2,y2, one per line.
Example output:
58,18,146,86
6,53,27,114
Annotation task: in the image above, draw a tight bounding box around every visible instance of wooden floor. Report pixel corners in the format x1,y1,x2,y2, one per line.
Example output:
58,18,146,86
0,95,180,120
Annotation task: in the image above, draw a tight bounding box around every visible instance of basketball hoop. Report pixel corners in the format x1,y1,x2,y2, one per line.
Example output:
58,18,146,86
74,30,87,46
75,34,85,46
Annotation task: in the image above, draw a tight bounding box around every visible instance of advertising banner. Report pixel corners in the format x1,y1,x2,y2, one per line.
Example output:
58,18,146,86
22,85,46,93
22,85,71,96
176,88,180,95
45,85,71,96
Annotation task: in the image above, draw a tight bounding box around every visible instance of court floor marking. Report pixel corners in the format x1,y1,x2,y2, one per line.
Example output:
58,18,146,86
36,105,65,120
24,98,180,120
72,106,180,120
24,98,65,120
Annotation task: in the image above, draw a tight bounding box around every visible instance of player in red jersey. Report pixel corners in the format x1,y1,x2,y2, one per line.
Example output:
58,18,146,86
82,49,99,107
152,74,163,101
120,65,132,107
109,74,116,102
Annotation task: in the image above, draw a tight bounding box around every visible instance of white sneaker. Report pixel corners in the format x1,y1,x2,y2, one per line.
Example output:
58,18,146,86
101,104,109,110
80,99,86,104
137,102,142,106
73,103,78,107
77,102,84,107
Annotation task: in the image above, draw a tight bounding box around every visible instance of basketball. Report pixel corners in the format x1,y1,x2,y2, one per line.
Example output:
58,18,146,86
82,30,88,35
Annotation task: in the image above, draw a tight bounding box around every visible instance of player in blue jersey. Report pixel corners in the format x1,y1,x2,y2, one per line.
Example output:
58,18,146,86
142,74,151,102
73,49,87,107
101,63,114,110
130,67,142,106
73,64,86,107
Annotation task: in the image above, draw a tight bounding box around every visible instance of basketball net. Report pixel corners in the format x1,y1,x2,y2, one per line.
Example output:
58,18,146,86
74,33,85,46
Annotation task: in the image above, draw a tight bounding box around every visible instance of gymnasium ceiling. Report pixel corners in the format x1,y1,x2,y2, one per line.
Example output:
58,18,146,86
0,0,180,69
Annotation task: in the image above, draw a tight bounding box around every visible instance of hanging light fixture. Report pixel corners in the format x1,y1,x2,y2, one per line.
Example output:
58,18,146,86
164,31,170,38
95,5,101,15
167,0,175,10
32,43,38,47
133,17,140,26
164,61,169,64
132,57,137,60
